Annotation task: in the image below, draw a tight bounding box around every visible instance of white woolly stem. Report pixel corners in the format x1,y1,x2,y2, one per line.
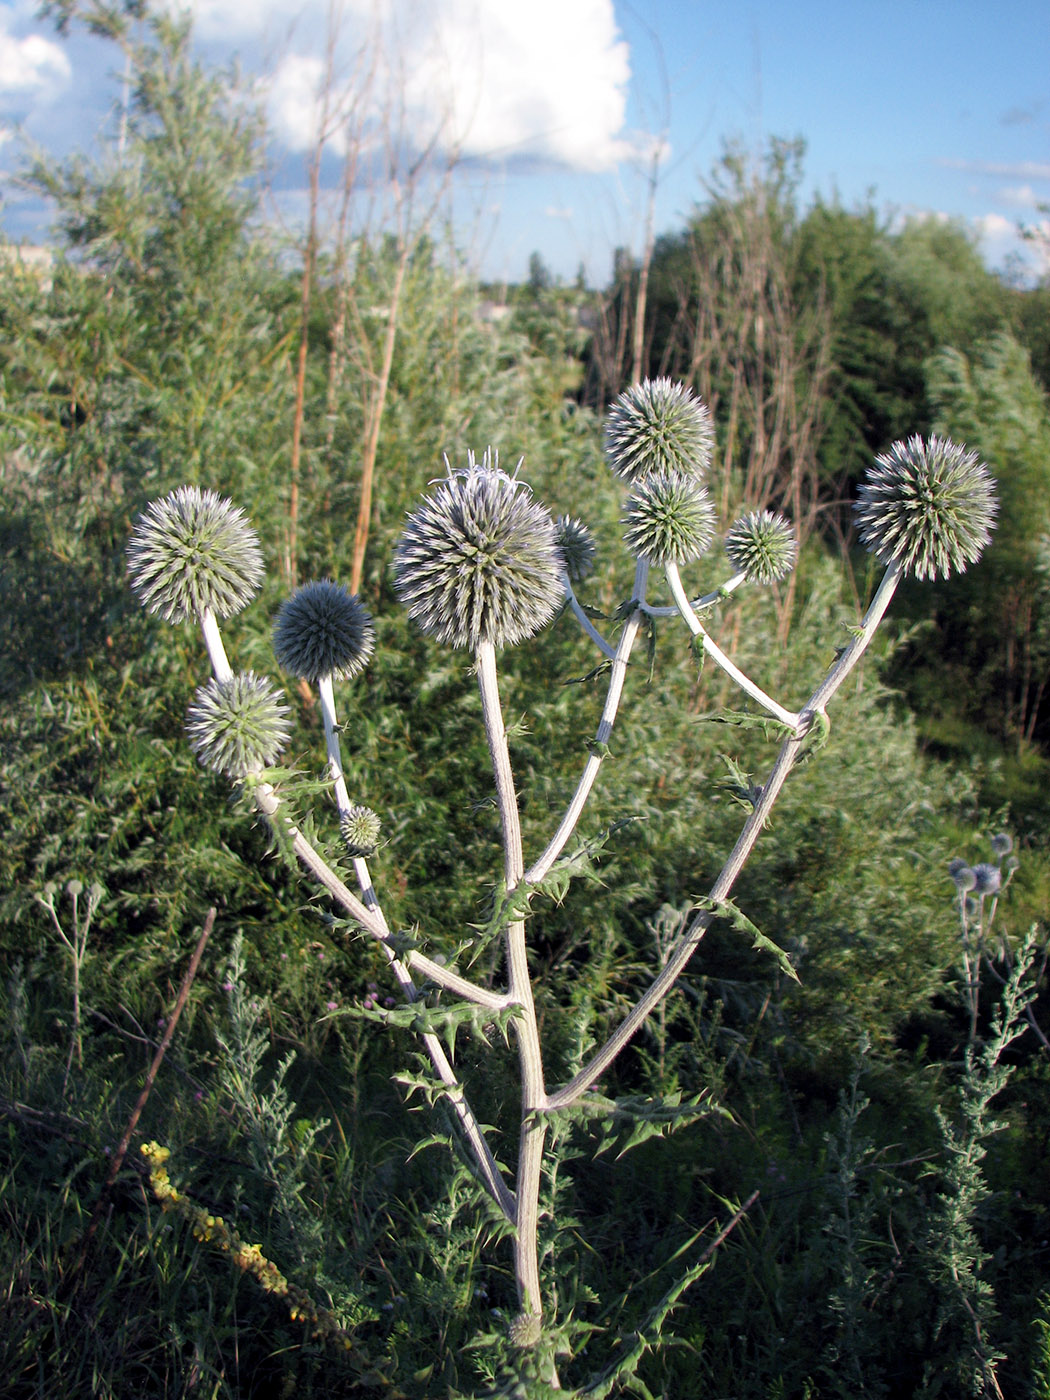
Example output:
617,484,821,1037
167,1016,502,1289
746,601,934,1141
476,638,547,1317
199,608,233,682
317,673,352,815
525,558,649,886
641,570,748,618
665,562,800,730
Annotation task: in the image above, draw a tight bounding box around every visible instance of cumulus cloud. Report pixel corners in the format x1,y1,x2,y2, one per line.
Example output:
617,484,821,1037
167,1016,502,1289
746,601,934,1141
257,0,635,173
0,26,71,101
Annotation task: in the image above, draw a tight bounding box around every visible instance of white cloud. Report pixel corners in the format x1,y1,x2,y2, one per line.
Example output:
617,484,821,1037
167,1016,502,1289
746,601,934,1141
0,27,71,99
253,0,635,173
997,183,1043,210
402,0,633,171
940,157,1050,182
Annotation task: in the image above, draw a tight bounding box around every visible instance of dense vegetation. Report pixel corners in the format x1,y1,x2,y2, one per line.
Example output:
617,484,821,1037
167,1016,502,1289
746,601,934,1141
3,7,1050,1397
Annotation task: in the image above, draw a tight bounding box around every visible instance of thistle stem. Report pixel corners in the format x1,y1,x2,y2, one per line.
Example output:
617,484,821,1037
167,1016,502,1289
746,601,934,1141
317,673,352,814
562,573,616,659
640,570,748,618
525,560,649,886
475,638,548,1317
550,562,901,1109
665,562,799,729
199,608,233,682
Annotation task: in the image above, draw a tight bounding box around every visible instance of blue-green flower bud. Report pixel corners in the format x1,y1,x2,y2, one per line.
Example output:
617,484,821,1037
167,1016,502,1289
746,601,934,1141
971,863,1001,896
273,581,375,682
555,515,596,585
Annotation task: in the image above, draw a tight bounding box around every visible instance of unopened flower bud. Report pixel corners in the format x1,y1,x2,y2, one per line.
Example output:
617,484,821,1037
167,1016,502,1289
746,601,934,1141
340,805,382,858
604,378,714,484
128,486,263,623
854,435,997,581
393,451,562,651
622,469,716,565
273,581,375,682
185,673,290,777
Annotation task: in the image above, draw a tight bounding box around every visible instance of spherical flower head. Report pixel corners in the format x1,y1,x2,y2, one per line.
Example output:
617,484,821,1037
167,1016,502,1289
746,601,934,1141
127,486,264,623
340,805,382,858
392,451,562,651
989,832,1013,858
854,435,997,582
622,469,716,566
185,673,290,778
971,862,1002,897
273,581,375,682
555,515,596,585
604,378,714,485
725,509,797,585
948,858,976,892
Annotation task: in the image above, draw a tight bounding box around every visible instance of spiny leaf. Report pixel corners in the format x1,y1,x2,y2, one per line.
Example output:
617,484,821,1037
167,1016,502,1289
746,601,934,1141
692,894,799,983
563,660,613,686
696,708,794,742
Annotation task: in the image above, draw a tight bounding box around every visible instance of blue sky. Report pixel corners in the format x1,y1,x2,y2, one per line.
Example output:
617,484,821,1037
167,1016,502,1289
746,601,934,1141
1,0,1047,286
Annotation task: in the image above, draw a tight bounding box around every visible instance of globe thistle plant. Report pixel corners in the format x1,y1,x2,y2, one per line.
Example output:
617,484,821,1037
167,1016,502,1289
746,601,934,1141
622,470,717,566
725,510,797,585
604,378,714,484
854,435,997,582
392,452,562,651
273,581,375,683
555,515,596,585
340,805,382,859
185,673,291,778
127,486,264,623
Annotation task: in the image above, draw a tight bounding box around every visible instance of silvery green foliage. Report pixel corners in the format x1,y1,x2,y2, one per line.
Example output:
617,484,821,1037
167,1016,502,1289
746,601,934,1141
621,470,717,565
273,581,375,682
725,509,797,584
555,515,596,585
340,805,382,858
603,377,715,484
127,486,264,623
185,673,291,777
392,452,562,651
853,435,997,581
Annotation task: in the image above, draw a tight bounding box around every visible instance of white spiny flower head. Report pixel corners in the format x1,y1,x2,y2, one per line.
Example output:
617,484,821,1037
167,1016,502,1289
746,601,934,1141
127,486,264,623
725,509,797,585
340,805,382,858
854,435,997,582
555,515,596,585
604,378,714,484
185,673,291,778
622,469,717,566
273,580,375,682
392,450,562,651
